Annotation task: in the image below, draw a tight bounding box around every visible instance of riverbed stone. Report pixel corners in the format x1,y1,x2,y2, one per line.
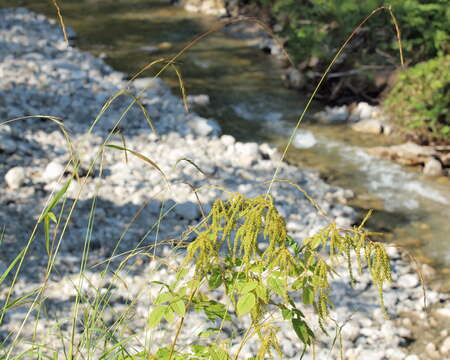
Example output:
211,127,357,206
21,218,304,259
5,166,26,189
351,118,383,134
314,105,349,124
440,337,450,356
404,355,419,360
423,158,443,177
398,273,420,289
174,201,200,220
283,67,305,89
341,321,360,342
435,307,450,320
220,134,235,147
42,161,65,181
386,348,406,360
187,115,220,137
367,142,436,166
186,94,210,106
0,133,17,153
425,342,441,359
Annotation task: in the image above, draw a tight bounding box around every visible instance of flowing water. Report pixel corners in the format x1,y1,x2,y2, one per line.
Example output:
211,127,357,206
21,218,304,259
3,0,450,288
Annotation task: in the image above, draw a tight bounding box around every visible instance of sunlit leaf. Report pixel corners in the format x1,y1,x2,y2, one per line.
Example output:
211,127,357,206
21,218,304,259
236,293,256,317
148,305,167,328
171,299,186,316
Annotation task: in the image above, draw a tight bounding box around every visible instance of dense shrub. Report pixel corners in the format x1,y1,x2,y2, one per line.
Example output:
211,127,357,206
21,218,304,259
383,55,450,144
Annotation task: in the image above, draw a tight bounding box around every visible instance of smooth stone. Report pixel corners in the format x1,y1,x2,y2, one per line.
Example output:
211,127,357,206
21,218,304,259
351,118,383,134
435,307,450,320
385,348,406,360
397,327,412,338
425,342,441,359
314,105,349,124
235,142,259,158
398,273,419,288
421,263,437,280
174,201,200,221
357,102,376,120
0,136,17,153
440,337,450,356
5,166,26,189
404,355,419,360
220,134,235,147
341,321,360,342
42,161,65,181
423,158,443,177
187,115,220,137
186,94,210,106
132,77,168,92
283,67,305,89
292,130,317,149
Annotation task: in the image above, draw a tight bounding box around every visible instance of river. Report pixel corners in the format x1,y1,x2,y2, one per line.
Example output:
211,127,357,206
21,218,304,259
3,0,450,290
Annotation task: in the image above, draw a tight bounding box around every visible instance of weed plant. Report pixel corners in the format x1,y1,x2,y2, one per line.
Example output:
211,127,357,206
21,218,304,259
0,5,409,360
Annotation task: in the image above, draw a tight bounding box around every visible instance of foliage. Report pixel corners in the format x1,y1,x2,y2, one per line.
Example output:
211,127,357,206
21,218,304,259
146,194,392,359
383,55,450,144
250,0,449,64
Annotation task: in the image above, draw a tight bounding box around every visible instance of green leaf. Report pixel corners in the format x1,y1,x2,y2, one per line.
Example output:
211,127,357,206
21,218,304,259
238,281,258,294
198,301,232,321
198,328,221,338
302,286,314,305
255,284,268,303
164,306,175,323
155,292,173,305
176,268,189,280
151,281,171,289
281,308,293,320
171,299,186,316
155,347,171,360
208,269,223,290
210,346,229,360
292,318,314,346
148,305,167,328
292,277,306,290
187,279,200,289
40,178,71,220
268,276,284,297
236,293,256,317
47,212,57,223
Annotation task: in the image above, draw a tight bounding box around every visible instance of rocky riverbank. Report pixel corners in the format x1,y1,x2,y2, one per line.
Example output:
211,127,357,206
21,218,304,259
0,8,449,359
312,104,450,178
179,0,450,180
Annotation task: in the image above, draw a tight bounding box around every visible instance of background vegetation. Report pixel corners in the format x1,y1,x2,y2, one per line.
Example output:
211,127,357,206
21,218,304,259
383,55,450,145
242,0,449,142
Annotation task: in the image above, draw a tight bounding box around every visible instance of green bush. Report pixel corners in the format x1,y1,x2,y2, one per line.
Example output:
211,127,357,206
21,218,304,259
383,55,450,144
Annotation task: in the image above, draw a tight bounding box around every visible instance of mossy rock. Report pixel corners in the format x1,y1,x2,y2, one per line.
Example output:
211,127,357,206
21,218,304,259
383,55,450,145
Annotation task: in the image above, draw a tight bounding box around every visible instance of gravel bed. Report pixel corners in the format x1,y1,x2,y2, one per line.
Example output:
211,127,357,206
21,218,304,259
0,8,449,360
